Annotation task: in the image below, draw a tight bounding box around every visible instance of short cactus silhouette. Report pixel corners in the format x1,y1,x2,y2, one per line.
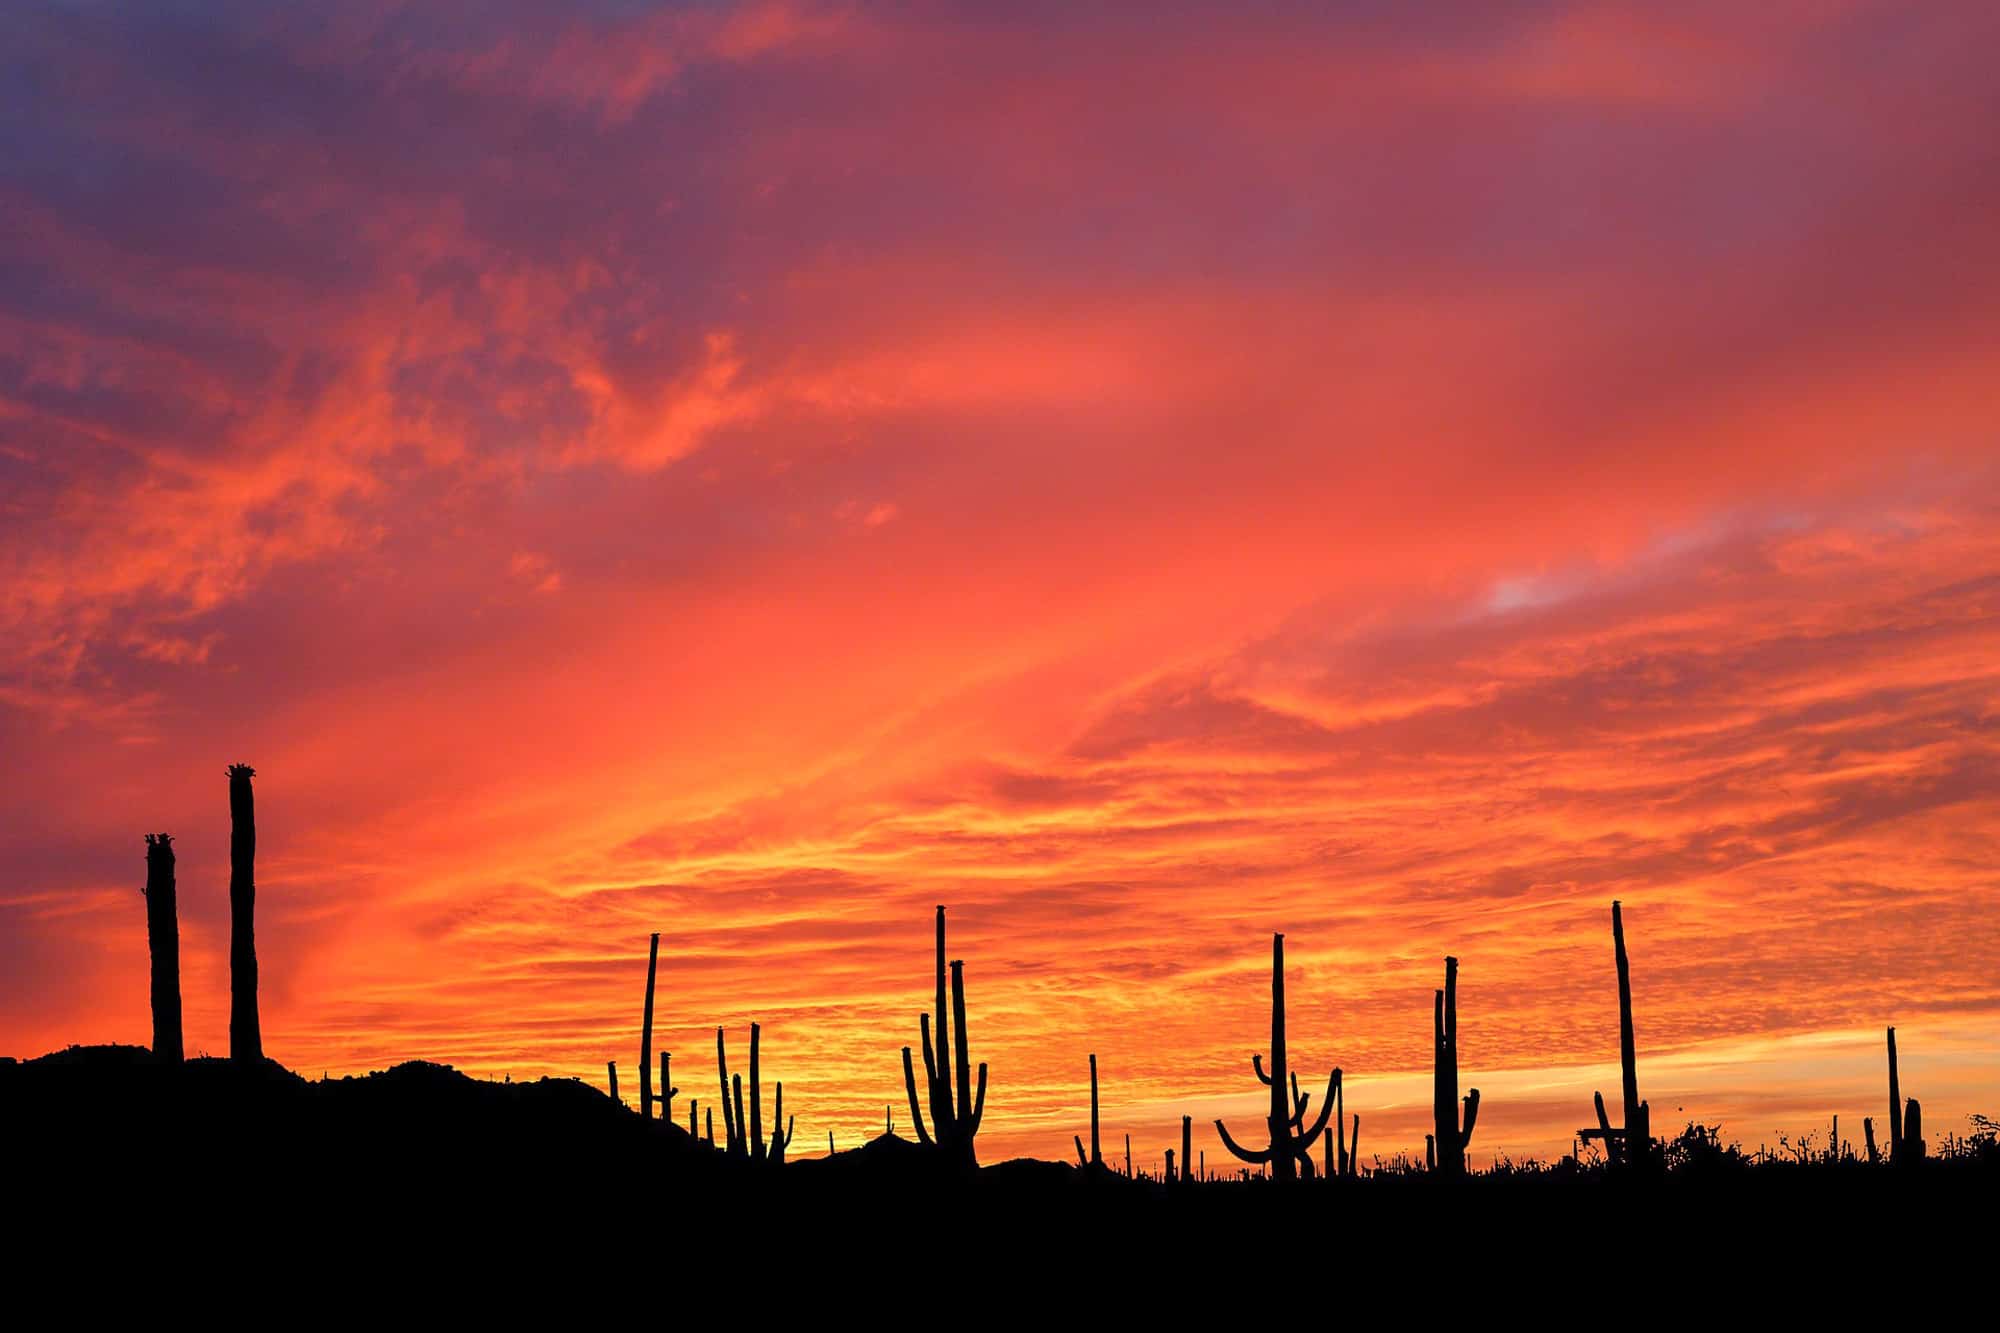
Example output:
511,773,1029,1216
1214,933,1340,1182
227,763,261,1061
716,1023,792,1163
142,833,182,1064
1181,1114,1192,1186
1432,956,1480,1177
659,1051,676,1123
900,905,987,1168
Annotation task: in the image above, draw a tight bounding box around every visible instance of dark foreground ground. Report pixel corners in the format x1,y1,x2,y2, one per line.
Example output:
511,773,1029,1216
5,1045,1991,1310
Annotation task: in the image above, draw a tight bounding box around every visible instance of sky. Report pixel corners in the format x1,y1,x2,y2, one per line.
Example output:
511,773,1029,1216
3,1,1997,1168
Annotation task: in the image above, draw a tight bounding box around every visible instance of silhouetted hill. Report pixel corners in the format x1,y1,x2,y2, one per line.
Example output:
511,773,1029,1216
4,1043,1992,1307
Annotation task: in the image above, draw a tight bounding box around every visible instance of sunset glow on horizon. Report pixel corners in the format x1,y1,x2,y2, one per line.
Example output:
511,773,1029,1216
3,2,1997,1168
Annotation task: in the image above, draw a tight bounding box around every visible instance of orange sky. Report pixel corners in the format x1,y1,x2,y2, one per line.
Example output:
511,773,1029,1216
3,1,1997,1167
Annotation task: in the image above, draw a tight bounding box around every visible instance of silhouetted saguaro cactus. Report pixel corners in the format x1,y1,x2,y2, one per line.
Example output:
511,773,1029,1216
1181,1115,1192,1186
1432,956,1480,1177
899,905,987,1169
608,1061,619,1105
1074,1053,1103,1169
1885,1025,1900,1164
227,763,261,1061
718,1026,738,1154
640,933,660,1120
659,1051,677,1124
716,1024,792,1163
1880,1027,1924,1166
143,834,183,1064
1214,933,1339,1182
1588,901,1650,1167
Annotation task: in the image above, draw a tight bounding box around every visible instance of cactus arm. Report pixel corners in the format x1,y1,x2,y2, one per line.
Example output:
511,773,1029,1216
932,906,950,1123
1458,1088,1480,1150
1592,1089,1618,1165
717,1027,736,1149
1348,1115,1359,1175
967,1061,987,1135
1075,1135,1089,1167
920,1011,952,1135
901,1046,934,1147
1214,1118,1274,1164
1292,1069,1337,1152
950,959,974,1137
749,1022,764,1157
1252,1053,1273,1085
767,1078,781,1161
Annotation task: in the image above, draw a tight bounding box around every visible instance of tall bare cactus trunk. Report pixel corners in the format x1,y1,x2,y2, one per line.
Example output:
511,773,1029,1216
640,933,660,1119
143,834,182,1064
227,764,261,1062
1588,901,1649,1166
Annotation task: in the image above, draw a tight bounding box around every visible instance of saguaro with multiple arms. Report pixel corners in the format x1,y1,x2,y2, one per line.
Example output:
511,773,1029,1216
1432,955,1480,1176
900,905,988,1168
1214,933,1339,1182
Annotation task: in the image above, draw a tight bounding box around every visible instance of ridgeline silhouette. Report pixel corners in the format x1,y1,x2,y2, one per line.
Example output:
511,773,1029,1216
4,763,1996,1271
